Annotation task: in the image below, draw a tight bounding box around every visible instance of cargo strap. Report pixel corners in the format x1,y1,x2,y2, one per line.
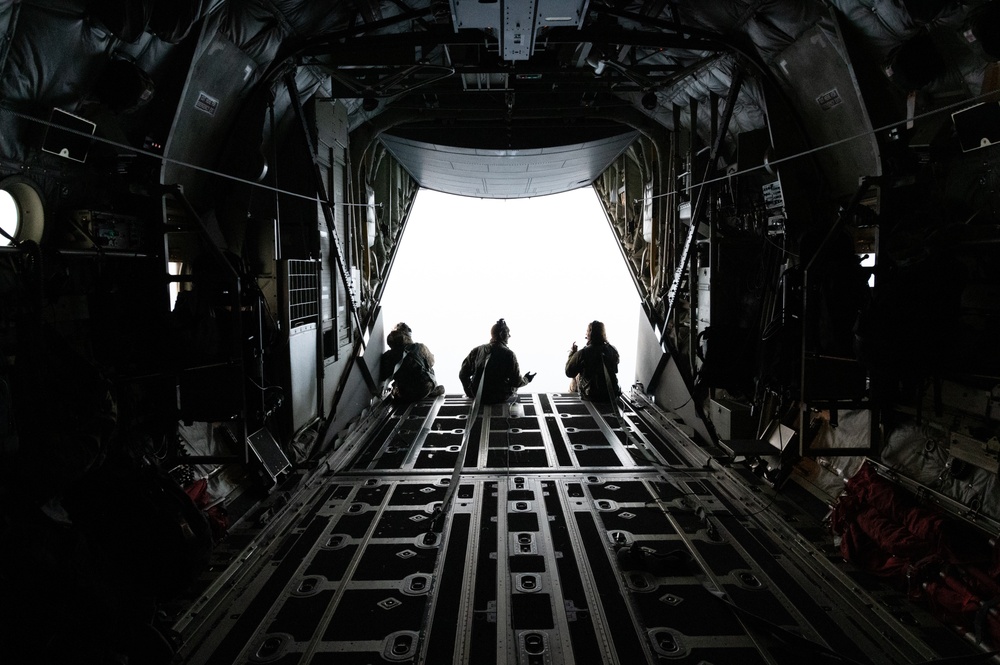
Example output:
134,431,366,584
428,350,490,532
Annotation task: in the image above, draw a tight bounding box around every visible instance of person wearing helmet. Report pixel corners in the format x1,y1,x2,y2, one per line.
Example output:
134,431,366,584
459,318,535,404
566,320,620,402
380,322,445,402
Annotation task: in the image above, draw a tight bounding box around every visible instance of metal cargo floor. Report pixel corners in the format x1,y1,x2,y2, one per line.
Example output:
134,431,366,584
173,394,976,664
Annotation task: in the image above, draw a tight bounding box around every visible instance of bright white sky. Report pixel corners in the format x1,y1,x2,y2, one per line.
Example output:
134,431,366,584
0,189,17,246
379,187,641,394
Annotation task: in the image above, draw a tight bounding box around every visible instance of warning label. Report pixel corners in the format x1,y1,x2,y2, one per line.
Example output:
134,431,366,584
816,88,843,111
195,91,219,117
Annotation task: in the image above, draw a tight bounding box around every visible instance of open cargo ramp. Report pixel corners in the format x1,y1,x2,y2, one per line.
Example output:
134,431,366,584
173,392,979,664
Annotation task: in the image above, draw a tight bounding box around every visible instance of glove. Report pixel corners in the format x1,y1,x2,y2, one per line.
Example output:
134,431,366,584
523,372,536,383
570,342,578,354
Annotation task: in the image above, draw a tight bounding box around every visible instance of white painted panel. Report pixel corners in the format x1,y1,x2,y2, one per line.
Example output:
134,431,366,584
289,324,318,432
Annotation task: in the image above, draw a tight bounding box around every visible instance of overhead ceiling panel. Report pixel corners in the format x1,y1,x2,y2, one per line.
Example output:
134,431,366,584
379,131,638,199
450,0,588,60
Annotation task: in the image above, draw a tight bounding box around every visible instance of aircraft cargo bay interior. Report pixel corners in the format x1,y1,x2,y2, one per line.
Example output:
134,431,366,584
2,1,1000,664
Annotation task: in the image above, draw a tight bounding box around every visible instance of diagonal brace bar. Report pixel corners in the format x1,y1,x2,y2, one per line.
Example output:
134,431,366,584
660,62,745,345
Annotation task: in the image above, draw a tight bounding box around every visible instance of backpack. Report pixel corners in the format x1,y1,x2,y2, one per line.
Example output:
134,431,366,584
392,344,435,400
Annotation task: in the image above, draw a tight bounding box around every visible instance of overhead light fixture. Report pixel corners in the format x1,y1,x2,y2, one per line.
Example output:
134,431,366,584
641,91,658,110
362,96,379,112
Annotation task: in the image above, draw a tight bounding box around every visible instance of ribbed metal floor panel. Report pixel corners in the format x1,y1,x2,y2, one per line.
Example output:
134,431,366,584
173,394,976,664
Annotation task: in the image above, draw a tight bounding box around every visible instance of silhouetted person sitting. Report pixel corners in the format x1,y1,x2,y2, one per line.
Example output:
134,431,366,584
459,318,535,404
379,322,445,402
566,320,621,402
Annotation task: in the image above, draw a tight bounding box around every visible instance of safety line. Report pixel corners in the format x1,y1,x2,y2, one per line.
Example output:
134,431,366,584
0,104,380,208
635,88,1000,203
428,352,490,533
7,85,993,211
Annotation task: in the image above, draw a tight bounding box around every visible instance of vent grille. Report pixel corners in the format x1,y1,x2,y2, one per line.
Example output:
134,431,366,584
288,259,318,328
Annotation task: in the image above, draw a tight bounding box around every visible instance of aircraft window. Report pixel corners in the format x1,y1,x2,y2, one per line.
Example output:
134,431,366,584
168,261,183,309
380,188,638,393
859,253,876,288
0,177,44,247
0,189,17,246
